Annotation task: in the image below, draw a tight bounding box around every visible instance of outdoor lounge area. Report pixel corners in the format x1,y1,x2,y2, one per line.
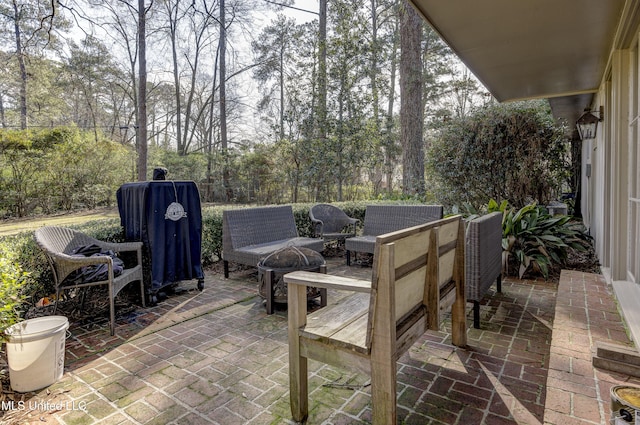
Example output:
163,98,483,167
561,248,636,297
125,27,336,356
5,0,640,423
1,254,637,425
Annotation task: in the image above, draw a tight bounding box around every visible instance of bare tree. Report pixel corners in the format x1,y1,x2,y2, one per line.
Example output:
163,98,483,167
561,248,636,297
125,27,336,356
252,14,299,142
162,0,219,155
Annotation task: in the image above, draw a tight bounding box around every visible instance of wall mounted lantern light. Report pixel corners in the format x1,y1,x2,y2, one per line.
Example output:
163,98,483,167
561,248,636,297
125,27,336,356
576,105,604,141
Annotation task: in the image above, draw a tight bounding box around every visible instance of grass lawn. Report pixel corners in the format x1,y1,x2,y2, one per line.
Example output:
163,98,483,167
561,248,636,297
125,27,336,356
0,207,118,237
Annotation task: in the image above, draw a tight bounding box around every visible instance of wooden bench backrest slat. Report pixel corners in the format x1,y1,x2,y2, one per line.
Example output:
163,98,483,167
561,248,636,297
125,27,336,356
438,219,460,289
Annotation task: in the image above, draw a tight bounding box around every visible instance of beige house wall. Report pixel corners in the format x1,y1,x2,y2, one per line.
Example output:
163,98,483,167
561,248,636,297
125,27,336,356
596,12,640,343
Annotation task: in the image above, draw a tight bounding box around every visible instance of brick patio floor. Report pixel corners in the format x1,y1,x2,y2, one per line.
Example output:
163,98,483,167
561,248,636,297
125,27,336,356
0,258,637,424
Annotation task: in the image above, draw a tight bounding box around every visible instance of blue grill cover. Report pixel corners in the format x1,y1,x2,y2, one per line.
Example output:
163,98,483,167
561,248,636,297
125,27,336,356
116,181,204,292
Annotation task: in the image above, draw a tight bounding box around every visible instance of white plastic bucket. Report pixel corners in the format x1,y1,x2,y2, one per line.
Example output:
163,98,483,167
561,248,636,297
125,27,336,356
4,316,69,392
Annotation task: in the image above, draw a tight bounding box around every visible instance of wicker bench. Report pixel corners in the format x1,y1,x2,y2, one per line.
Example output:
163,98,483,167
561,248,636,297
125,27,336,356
345,205,443,265
465,211,503,328
222,206,324,278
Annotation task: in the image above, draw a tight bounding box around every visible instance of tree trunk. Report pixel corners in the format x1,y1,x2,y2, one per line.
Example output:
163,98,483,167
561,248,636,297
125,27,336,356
399,0,424,196
279,31,285,142
317,0,327,143
0,93,5,127
206,41,220,202
220,0,233,201
12,0,27,130
385,13,399,194
168,2,183,155
370,0,379,126
137,0,148,181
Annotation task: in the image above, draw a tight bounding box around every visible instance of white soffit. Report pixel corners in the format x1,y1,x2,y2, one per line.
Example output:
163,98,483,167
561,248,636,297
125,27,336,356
410,0,625,103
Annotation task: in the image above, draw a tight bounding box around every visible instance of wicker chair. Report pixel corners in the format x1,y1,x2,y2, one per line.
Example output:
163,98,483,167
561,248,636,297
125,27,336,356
465,212,503,329
34,226,145,336
309,204,358,242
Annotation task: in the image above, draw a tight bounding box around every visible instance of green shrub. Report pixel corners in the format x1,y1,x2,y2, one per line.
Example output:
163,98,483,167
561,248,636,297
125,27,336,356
0,244,30,341
0,127,133,218
427,100,570,211
202,206,224,265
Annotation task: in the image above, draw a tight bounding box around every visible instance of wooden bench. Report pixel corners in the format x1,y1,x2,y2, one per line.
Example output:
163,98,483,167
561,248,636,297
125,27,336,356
284,215,466,425
344,204,443,265
222,206,324,278
34,226,145,336
466,211,503,328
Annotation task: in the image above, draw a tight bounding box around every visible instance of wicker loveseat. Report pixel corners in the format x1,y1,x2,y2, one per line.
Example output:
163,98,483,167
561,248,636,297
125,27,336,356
465,211,503,329
344,205,443,265
222,206,324,278
34,226,145,336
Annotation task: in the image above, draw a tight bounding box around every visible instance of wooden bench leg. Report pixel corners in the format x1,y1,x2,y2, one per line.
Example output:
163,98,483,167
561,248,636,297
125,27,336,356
370,354,396,425
223,261,229,278
370,244,397,424
497,273,502,293
451,222,467,347
288,282,308,422
346,250,351,266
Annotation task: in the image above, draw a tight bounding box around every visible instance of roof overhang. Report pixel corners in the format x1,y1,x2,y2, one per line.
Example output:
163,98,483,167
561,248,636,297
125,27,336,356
410,0,625,128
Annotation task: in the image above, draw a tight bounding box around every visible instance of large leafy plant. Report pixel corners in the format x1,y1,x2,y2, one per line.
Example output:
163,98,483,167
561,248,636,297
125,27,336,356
487,199,591,279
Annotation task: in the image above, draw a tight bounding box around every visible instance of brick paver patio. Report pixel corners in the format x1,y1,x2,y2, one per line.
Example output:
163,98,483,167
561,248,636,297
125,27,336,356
0,258,637,424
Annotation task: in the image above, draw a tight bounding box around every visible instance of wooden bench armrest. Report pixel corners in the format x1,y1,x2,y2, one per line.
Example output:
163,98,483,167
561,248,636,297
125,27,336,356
284,271,371,293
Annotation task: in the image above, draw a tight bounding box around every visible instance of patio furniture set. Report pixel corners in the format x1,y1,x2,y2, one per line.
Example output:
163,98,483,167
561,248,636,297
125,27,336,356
34,204,502,333
221,204,502,323
33,203,503,425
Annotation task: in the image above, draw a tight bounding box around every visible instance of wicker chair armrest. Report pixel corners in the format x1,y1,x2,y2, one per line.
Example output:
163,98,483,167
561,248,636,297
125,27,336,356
49,252,112,266
346,218,359,232
310,218,324,237
49,253,113,285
